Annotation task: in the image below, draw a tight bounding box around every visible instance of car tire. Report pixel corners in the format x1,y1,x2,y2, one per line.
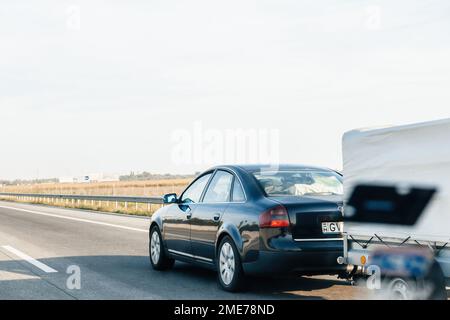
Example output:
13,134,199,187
384,261,447,300
149,226,175,271
385,277,416,300
217,236,246,292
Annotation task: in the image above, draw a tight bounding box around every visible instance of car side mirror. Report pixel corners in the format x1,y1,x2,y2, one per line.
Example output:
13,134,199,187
163,193,178,204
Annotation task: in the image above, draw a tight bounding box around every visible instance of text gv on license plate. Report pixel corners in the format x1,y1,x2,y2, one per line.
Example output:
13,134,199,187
322,222,342,234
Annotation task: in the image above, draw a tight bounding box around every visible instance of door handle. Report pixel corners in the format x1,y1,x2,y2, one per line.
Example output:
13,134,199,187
213,213,221,221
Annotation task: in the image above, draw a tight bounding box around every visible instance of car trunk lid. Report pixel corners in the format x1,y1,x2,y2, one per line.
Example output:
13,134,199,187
271,195,344,240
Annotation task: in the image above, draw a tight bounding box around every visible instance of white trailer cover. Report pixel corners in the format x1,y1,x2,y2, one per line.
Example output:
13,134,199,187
343,118,450,243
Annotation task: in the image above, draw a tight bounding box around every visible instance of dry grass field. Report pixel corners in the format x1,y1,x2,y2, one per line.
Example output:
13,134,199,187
0,179,192,216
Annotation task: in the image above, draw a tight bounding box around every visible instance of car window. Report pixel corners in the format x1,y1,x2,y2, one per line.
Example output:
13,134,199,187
181,173,212,203
253,170,343,197
203,170,234,203
232,179,246,202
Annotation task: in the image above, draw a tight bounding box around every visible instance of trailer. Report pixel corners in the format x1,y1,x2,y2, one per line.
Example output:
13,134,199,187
338,118,450,299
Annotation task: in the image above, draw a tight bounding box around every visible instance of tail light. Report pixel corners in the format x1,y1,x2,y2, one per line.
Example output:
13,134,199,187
259,205,290,228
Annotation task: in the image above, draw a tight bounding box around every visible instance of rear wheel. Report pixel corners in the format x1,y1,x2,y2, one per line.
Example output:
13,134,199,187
386,277,414,300
149,226,174,271
217,236,245,292
384,261,447,300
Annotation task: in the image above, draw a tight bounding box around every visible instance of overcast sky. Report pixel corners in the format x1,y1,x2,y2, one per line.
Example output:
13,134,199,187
1,0,450,180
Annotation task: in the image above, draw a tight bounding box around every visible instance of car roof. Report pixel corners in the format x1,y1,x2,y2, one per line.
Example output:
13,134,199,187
211,164,338,173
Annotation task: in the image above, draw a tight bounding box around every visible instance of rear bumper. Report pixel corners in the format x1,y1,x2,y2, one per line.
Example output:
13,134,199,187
242,240,345,276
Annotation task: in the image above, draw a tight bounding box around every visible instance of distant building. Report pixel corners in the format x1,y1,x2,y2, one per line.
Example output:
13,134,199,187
59,176,77,183
59,173,120,183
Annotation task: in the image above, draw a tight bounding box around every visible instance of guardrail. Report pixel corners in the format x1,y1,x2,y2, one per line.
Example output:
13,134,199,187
0,192,164,212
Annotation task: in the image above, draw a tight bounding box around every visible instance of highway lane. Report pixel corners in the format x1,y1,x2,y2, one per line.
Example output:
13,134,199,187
0,200,362,300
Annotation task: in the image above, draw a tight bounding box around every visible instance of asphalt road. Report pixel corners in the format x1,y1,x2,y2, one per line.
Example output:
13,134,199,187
0,200,366,300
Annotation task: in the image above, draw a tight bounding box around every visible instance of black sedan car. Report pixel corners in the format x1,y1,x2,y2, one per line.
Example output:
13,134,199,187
149,164,345,291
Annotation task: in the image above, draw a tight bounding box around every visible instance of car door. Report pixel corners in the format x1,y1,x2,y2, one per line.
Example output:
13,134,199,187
190,170,234,262
163,172,213,257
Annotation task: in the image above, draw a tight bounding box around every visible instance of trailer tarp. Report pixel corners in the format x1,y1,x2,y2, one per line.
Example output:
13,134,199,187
343,118,450,242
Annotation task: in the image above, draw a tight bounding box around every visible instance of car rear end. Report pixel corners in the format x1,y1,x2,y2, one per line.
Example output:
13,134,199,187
242,168,346,276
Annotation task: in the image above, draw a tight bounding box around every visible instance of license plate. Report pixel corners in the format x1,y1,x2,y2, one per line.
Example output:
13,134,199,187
322,222,343,234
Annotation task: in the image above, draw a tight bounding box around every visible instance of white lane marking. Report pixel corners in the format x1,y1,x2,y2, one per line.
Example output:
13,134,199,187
2,245,58,273
0,205,149,233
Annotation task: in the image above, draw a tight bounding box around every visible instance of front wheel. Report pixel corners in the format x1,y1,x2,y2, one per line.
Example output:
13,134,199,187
217,236,246,292
149,226,174,271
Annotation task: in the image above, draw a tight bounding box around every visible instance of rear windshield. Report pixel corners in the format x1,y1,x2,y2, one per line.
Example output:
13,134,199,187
253,170,343,197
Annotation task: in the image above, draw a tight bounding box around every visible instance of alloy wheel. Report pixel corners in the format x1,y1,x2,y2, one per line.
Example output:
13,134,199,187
388,278,411,300
219,242,235,285
151,230,161,265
